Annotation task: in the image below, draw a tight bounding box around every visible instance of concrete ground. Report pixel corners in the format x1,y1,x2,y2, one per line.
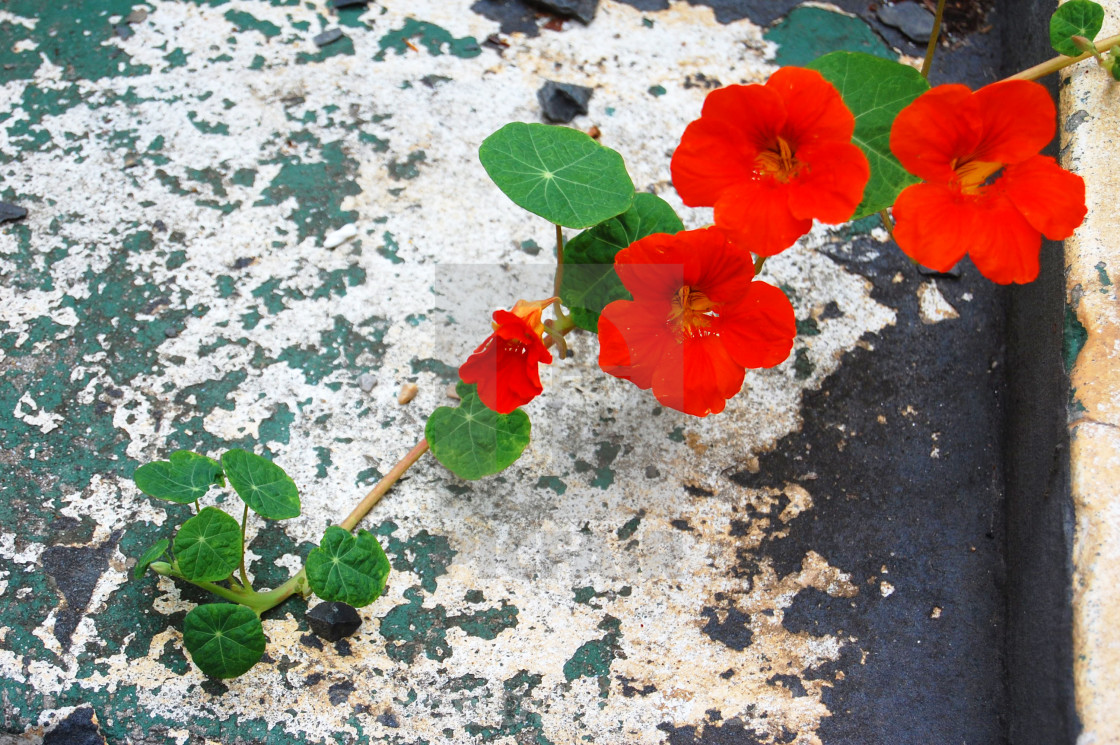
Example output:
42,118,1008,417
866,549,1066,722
0,0,1105,743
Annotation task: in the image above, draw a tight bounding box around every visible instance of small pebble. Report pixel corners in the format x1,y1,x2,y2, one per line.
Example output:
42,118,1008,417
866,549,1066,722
126,8,148,23
0,202,28,224
306,601,362,642
313,28,345,48
358,373,376,392
877,2,936,43
323,223,358,248
114,24,133,39
398,382,418,405
445,383,460,400
528,0,598,24
537,81,593,123
330,0,367,8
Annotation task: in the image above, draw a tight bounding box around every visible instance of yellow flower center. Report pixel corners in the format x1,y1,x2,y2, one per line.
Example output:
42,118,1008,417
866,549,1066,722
669,286,716,337
754,137,801,183
952,157,1003,195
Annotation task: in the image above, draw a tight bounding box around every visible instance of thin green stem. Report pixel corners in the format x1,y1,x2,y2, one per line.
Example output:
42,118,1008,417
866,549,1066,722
150,563,308,616
920,0,947,79
879,209,897,242
553,223,565,297
1004,32,1120,81
340,439,431,532
238,503,251,589
193,499,199,514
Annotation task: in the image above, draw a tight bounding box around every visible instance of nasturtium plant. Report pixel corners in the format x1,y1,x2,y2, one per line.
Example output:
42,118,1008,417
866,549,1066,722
807,52,931,219
124,0,1106,680
133,538,169,580
306,527,391,607
173,507,243,582
133,450,223,504
478,122,635,228
222,448,301,520
131,448,392,679
1051,0,1105,56
182,604,267,679
426,382,531,480
559,193,685,332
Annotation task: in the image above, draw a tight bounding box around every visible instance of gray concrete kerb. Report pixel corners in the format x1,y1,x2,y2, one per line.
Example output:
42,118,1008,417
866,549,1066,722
1062,1,1120,742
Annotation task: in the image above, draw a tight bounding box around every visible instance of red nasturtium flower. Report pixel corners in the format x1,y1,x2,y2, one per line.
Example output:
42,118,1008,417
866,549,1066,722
598,227,796,417
460,298,554,414
670,67,870,257
889,80,1086,284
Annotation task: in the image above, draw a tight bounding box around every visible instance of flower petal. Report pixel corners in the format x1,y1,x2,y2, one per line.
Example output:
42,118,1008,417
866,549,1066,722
598,298,675,391
767,67,855,145
652,335,744,417
714,182,813,257
615,234,687,303
786,140,870,223
966,195,1043,284
680,228,755,305
891,183,974,272
972,80,1056,165
719,281,797,369
999,155,1087,240
890,84,980,184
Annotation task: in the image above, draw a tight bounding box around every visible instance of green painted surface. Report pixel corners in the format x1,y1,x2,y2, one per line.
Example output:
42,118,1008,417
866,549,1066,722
1064,305,1089,373
766,6,896,67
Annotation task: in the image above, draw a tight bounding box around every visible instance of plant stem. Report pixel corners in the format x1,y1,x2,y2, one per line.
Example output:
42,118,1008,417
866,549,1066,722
552,223,567,323
339,439,431,531
1005,33,1120,81
753,255,767,275
879,209,897,242
238,503,251,589
920,0,947,79
150,563,308,615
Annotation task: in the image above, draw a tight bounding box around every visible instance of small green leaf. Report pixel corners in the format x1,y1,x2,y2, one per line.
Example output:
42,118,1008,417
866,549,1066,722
221,449,300,520
807,52,931,220
173,507,243,582
133,451,223,504
182,604,266,679
133,538,169,580
426,382,531,480
306,526,391,607
559,193,684,332
1051,1,1105,56
479,122,636,228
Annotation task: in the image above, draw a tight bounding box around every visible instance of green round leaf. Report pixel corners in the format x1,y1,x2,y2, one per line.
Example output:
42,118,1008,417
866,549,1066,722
479,122,635,228
133,451,223,504
133,538,169,580
221,449,300,520
806,52,931,220
173,507,243,582
559,193,684,332
1051,0,1105,56
306,526,391,607
182,604,266,679
426,382,531,480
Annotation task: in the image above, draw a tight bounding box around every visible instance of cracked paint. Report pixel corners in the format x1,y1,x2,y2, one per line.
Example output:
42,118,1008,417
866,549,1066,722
1,1,900,742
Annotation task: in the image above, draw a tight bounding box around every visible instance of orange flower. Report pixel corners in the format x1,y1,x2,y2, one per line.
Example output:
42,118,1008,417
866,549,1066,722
460,299,554,414
889,80,1086,284
598,227,796,417
670,67,870,256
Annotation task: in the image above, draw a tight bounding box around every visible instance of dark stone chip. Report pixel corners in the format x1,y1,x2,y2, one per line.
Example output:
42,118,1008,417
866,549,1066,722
44,707,106,745
330,0,368,7
0,202,28,224
537,81,593,123
307,601,362,642
528,0,598,24
152,219,167,232
377,713,400,728
877,2,936,43
313,28,345,47
918,262,963,279
114,24,133,39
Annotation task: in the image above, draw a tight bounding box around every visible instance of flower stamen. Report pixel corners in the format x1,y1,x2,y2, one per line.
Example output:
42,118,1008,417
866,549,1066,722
754,136,801,182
